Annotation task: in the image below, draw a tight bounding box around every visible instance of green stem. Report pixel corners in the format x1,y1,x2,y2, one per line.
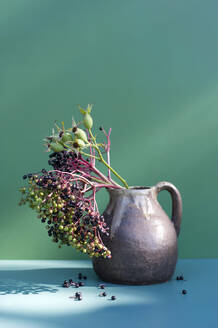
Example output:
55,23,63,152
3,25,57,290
80,151,100,161
89,176,109,184
88,129,129,189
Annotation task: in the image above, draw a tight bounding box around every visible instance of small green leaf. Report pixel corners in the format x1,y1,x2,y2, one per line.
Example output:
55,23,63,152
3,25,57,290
78,105,86,115
86,104,93,114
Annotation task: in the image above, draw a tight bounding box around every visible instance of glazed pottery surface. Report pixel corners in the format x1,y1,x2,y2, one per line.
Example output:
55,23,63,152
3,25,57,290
93,181,182,285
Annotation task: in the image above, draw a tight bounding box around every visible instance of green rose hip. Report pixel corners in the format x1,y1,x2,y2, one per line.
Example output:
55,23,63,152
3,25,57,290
74,128,88,143
61,132,73,143
83,113,93,129
50,142,64,152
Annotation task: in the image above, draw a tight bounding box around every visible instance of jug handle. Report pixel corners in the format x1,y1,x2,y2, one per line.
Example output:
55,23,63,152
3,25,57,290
154,181,182,237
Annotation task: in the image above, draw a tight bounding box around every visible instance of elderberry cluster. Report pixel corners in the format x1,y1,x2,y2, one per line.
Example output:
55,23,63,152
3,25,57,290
19,169,111,259
48,151,91,174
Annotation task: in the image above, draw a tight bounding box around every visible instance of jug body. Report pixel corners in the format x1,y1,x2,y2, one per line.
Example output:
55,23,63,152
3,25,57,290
92,182,182,285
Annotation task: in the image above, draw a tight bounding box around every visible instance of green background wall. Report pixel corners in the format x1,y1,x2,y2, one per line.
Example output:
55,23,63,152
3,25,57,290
1,0,218,259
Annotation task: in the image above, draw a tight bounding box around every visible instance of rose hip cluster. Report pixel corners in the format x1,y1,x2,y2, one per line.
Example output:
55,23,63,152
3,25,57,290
19,153,111,258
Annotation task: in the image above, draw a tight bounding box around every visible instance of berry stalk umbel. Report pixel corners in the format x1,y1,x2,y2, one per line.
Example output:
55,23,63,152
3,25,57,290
19,104,129,258
87,128,129,189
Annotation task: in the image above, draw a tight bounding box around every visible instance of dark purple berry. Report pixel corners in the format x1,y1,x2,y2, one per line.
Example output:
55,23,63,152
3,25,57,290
83,276,87,280
63,280,69,288
111,296,116,300
182,289,187,295
23,175,27,180
78,282,84,286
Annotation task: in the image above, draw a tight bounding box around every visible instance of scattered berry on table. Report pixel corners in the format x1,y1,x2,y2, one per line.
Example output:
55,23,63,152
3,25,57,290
176,275,185,281
111,296,116,300
74,292,82,300
182,289,187,295
63,280,70,288
99,291,107,297
99,284,105,289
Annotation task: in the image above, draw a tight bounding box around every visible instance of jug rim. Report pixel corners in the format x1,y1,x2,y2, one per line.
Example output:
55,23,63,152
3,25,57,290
108,186,151,190
129,186,150,190
106,186,152,195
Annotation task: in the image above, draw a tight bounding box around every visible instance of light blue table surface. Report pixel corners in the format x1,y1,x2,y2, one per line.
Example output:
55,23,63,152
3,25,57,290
0,259,217,328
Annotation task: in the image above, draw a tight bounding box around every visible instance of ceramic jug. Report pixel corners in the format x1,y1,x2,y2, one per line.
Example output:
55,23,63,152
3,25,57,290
92,181,182,285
